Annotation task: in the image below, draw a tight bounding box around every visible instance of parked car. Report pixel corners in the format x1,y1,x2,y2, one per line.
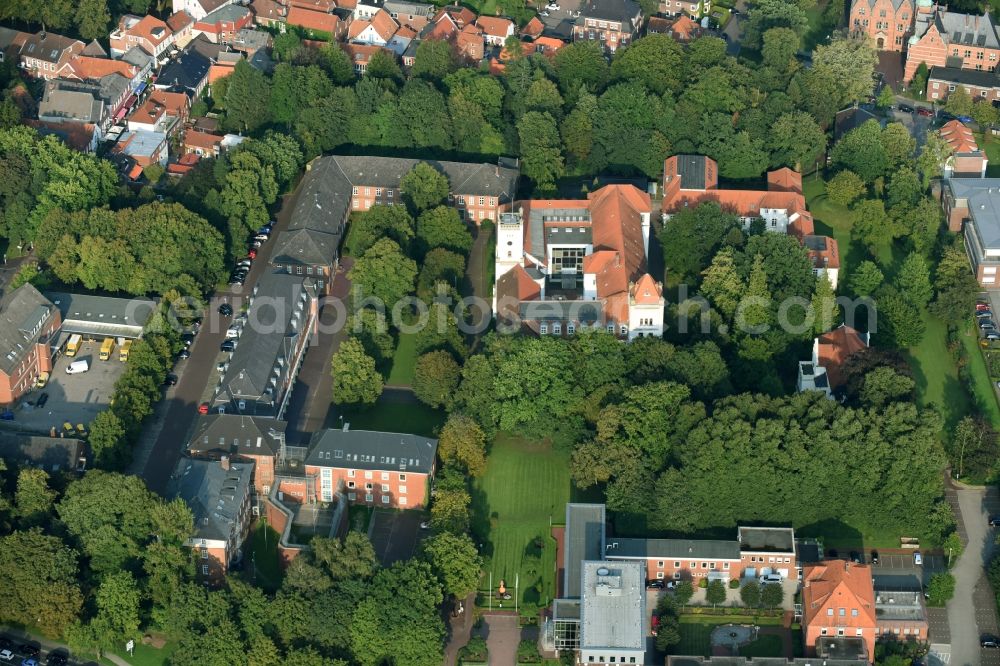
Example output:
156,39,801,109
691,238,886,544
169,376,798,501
164,373,178,386
916,106,933,117
982,637,1000,648
229,276,245,286
978,311,994,319
219,303,234,316
913,551,923,565
980,319,996,329
236,259,252,268
226,326,241,339
36,392,49,408
849,551,862,563
870,550,879,564
221,340,236,352
957,114,973,123
45,654,68,666
21,659,37,666
177,348,190,360
898,104,915,113
986,331,1000,340
0,650,13,663
760,573,783,584
18,647,38,659
181,333,195,347
198,402,210,414
218,362,228,373
248,249,257,259
546,2,561,9
989,516,1000,526
646,580,666,589
254,234,269,242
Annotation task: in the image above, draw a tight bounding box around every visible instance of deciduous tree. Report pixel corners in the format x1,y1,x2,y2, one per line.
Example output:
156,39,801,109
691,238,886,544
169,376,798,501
437,414,487,477
825,169,866,206
332,338,383,406
422,532,482,599
400,162,450,212
413,350,461,409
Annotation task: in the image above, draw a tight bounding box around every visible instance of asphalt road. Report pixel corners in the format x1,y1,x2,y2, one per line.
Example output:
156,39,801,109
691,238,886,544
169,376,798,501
138,190,298,496
947,485,995,666
0,630,100,666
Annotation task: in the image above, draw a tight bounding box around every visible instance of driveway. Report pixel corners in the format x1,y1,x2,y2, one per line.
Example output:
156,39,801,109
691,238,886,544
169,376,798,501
482,613,521,665
891,96,936,149
947,484,996,666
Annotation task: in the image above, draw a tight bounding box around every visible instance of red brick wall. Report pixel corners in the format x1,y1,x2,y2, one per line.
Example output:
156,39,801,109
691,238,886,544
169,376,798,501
305,464,429,509
350,187,505,225
905,27,947,82
850,0,911,51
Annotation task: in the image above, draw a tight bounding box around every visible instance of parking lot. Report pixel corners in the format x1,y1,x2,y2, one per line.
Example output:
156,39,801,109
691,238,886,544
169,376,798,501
12,340,126,434
0,632,94,666
536,0,582,38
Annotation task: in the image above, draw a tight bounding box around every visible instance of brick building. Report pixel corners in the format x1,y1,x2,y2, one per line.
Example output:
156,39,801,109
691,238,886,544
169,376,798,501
0,285,60,406
573,0,642,52
849,0,914,50
303,426,437,508
13,30,85,79
801,561,878,663
110,15,175,57
186,414,288,495
928,65,1000,102
940,119,989,178
943,178,1000,285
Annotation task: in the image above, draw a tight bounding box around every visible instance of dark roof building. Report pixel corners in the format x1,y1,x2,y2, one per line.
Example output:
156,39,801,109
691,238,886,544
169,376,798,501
834,106,883,140
212,270,318,418
46,291,156,340
608,537,742,561
577,0,642,24
563,504,607,599
188,414,287,458
154,35,217,97
0,433,86,472
0,285,58,376
305,427,438,475
737,526,797,553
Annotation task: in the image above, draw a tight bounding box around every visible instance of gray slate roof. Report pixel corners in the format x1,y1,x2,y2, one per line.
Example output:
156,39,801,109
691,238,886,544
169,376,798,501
82,39,107,57
565,504,606,599
384,0,434,16
576,0,641,25
0,284,57,375
122,46,156,70
201,3,252,23
936,9,1000,49
188,414,287,457
738,526,795,552
38,81,104,124
580,560,645,651
217,270,316,409
948,178,1000,248
19,31,82,63
173,458,253,542
305,427,437,475
156,36,213,94
675,154,708,190
0,433,85,472
47,291,155,338
519,300,603,324
607,536,741,560
929,64,1000,88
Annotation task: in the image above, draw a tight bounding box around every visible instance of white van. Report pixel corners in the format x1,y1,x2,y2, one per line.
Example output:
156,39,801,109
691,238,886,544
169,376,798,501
66,360,89,374
760,573,783,585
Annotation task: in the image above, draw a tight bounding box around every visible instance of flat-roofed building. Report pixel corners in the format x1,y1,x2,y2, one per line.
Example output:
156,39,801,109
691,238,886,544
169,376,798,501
579,560,646,666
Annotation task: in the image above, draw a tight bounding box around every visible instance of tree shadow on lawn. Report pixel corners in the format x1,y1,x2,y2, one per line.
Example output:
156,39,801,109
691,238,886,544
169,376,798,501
470,481,494,560
796,518,864,553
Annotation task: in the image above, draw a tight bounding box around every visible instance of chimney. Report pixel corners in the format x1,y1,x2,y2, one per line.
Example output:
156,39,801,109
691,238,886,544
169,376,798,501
220,455,230,471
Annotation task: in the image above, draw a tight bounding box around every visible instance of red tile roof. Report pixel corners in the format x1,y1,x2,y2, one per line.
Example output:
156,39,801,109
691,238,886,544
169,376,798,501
668,14,699,39
126,15,173,48
767,167,802,193
816,325,868,387
349,9,398,41
167,11,194,31
64,56,137,81
522,16,544,38
433,5,476,26
940,119,980,153
128,163,144,180
631,274,662,305
288,0,336,10
533,36,565,55
184,129,223,151
476,15,514,38
802,560,876,661
287,6,340,33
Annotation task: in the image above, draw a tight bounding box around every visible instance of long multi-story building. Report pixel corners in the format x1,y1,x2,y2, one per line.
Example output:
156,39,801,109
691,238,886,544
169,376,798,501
943,177,1000,286
0,285,60,406
272,155,519,294
573,0,642,52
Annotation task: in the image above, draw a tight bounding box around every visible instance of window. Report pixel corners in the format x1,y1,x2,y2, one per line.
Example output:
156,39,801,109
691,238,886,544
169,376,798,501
399,497,408,506
201,565,209,576
490,197,496,207
540,323,548,335
399,486,407,494
620,325,628,335
365,483,373,490
839,608,845,616
553,322,561,334
827,609,834,616
348,481,356,489
701,562,708,569
478,196,485,205
375,188,382,196
381,484,389,492
965,49,972,58
723,562,730,569
851,609,858,617
382,495,390,503
821,628,828,636
201,549,208,559
710,563,716,569
365,471,373,479
348,469,355,477
366,187,371,195
365,493,374,502
656,571,665,579
658,561,665,568
949,84,956,91
353,199,360,209
399,473,406,481
348,492,356,501
381,471,389,480
567,324,575,335
837,629,845,637
674,561,681,568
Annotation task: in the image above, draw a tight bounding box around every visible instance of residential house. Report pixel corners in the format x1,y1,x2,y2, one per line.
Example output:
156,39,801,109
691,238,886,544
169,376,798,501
182,128,224,156
339,42,390,73
421,5,484,61
648,14,702,40
494,184,664,340
14,30,85,79
27,120,100,153
573,0,642,52
172,0,236,21
0,285,60,406
120,46,158,83
113,129,169,168
193,4,254,43
522,16,545,40
287,7,344,40
873,588,929,643
579,561,647,666
797,324,870,396
154,35,217,97
432,4,477,27
455,23,486,61
251,0,289,27
928,65,1000,102
902,5,1000,82
658,0,711,16
0,433,86,473
803,234,841,288
233,28,274,55
384,0,435,30
801,561,878,663
849,0,914,51
303,426,437,508
940,119,988,178
349,9,399,45
168,10,197,48
208,50,241,83
109,15,175,58
531,36,566,55
211,270,318,418
943,177,1000,285
833,106,883,141
737,526,798,579
477,16,515,46
289,0,337,11
187,414,287,494
128,90,190,137
58,56,140,87
0,27,29,65
173,456,254,583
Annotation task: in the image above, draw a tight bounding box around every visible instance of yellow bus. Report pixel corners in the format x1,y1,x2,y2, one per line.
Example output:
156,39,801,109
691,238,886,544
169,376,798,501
119,339,132,362
99,337,115,361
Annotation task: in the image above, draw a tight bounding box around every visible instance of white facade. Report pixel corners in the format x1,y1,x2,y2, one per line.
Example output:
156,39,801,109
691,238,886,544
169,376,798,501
172,0,234,20
355,1,382,19
352,24,390,45
627,299,664,341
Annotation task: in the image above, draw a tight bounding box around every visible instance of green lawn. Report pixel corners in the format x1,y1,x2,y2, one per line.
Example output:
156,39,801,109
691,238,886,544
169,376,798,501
105,641,177,666
796,518,908,551
978,132,1000,177
803,178,893,276
472,434,571,614
958,320,1000,429
676,621,715,657
387,331,418,386
740,634,786,658
342,401,445,437
905,315,973,435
